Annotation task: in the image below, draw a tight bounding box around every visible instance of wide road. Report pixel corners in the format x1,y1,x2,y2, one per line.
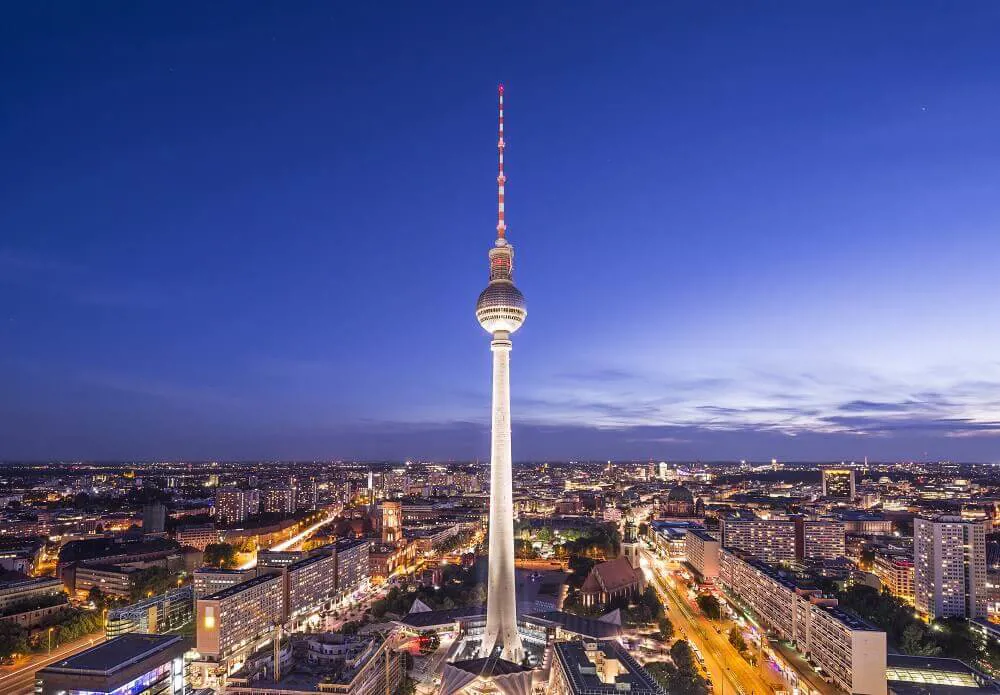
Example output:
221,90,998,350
239,508,340,570
641,547,784,695
0,633,105,695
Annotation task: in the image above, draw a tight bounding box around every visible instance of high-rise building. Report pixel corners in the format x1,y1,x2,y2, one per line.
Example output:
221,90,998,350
196,573,284,665
142,503,166,534
822,468,856,500
215,487,253,524
794,518,846,561
720,517,796,564
333,538,369,600
914,515,987,619
261,487,295,515
285,552,336,621
475,84,526,663
193,567,256,598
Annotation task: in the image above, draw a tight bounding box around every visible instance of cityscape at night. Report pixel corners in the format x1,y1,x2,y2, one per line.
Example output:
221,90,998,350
4,4,1000,695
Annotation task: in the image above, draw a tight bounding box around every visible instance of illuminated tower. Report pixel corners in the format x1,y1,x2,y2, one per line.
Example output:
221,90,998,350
476,84,526,662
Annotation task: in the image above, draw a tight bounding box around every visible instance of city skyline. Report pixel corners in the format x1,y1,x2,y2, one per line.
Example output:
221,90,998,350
5,3,1000,461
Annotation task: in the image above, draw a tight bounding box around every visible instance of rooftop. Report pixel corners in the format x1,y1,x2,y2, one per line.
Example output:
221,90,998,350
40,634,183,675
201,572,281,601
552,640,663,694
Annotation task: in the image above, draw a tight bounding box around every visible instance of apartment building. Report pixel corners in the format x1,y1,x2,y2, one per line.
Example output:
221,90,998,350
719,548,886,695
196,573,284,666
795,519,846,562
285,552,335,621
914,515,988,619
193,567,256,598
334,538,369,599
720,518,796,564
873,552,915,603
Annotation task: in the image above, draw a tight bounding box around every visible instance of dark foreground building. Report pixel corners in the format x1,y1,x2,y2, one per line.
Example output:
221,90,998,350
36,633,186,695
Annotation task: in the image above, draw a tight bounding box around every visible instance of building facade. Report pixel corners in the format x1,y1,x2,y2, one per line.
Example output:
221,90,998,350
873,552,915,603
914,515,988,619
685,529,721,581
821,469,855,500
36,633,187,695
719,548,887,695
796,519,846,562
720,518,796,564
196,573,284,665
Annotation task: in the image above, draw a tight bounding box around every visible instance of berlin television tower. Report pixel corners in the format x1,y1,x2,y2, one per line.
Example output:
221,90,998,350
475,84,526,662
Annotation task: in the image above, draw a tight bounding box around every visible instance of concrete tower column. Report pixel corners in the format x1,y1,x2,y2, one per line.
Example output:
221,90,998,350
482,332,523,662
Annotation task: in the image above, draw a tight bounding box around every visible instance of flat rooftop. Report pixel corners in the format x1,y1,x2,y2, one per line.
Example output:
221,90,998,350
202,571,280,600
552,640,663,694
41,634,183,675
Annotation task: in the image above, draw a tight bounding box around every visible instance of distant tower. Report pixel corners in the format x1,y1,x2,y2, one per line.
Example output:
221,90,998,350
477,84,526,663
622,515,640,569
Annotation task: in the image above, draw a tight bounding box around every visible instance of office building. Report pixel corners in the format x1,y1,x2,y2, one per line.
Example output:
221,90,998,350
720,518,796,564
719,548,886,695
685,528,721,580
196,573,284,664
822,468,856,500
257,549,307,571
475,84,526,662
36,633,186,695
334,538,369,599
873,552,915,603
105,585,194,638
193,567,256,598
795,519,846,561
142,503,167,534
548,640,665,695
74,564,137,600
914,515,987,619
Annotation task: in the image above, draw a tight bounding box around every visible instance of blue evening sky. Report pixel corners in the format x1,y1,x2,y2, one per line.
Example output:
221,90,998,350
3,2,1000,461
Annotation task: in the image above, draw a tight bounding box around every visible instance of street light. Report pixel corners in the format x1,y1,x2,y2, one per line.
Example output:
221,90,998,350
47,627,54,654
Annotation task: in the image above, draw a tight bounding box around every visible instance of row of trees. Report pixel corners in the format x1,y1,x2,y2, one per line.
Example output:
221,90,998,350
646,640,710,695
0,608,104,659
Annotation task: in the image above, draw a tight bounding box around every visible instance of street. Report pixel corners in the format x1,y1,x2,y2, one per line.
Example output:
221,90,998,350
0,633,105,695
641,547,785,695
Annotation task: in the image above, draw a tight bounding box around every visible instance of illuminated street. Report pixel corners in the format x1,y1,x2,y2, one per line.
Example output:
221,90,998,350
641,546,785,695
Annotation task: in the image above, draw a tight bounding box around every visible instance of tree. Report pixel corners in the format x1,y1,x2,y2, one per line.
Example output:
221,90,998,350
696,594,721,620
204,543,239,568
658,616,675,641
87,587,105,609
728,626,748,653
670,639,696,673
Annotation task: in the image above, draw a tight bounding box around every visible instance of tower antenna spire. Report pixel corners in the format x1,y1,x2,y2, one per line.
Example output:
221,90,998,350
497,83,506,240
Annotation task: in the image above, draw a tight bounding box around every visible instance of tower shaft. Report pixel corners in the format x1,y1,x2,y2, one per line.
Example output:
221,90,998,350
481,332,523,662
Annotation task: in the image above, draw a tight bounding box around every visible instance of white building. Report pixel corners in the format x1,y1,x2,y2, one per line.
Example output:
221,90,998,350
719,548,886,695
914,515,987,619
685,529,720,581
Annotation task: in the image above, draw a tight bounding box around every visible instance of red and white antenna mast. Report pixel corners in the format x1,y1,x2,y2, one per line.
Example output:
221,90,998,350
496,83,506,240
